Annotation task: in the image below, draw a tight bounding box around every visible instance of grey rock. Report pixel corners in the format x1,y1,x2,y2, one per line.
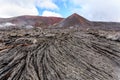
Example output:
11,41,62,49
0,29,120,80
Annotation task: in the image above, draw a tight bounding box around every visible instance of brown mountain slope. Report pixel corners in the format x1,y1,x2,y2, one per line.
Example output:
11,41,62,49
52,13,120,31
54,13,93,28
1,14,120,30
0,15,63,28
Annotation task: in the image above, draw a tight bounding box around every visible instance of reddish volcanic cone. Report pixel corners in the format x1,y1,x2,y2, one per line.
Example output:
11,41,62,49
54,13,93,28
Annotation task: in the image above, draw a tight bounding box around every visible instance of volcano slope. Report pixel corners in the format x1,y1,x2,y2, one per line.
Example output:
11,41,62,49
53,13,93,29
0,29,120,80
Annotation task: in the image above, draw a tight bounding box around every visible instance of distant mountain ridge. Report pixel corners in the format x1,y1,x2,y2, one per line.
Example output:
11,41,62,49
0,15,63,28
0,13,120,30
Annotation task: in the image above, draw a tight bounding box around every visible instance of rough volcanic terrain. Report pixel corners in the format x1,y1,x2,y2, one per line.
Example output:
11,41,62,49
0,14,120,80
0,28,120,80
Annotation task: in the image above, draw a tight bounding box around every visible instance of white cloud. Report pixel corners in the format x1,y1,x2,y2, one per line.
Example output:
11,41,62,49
35,0,59,10
42,11,62,17
0,0,38,18
70,0,120,22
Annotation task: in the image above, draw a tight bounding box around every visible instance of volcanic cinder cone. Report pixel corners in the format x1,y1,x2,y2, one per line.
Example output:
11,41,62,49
54,13,93,28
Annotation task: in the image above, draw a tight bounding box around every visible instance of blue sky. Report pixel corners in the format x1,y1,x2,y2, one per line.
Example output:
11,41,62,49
35,0,73,17
0,0,120,21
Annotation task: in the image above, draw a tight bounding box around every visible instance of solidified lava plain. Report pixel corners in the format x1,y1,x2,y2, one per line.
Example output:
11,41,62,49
0,28,120,80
